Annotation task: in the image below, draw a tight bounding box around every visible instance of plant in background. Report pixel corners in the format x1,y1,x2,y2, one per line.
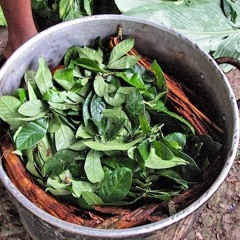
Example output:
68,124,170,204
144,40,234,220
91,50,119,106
0,0,93,27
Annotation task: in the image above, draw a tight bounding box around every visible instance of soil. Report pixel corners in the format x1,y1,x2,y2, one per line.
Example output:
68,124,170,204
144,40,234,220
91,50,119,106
0,23,240,240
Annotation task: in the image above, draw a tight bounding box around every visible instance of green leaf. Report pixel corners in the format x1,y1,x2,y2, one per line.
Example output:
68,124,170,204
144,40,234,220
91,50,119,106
116,71,147,90
78,192,104,210
44,149,80,177
55,122,76,151
82,91,93,126
18,100,47,117
78,46,103,63
165,132,186,150
93,74,116,97
145,144,187,169
116,0,240,71
71,180,96,198
124,88,145,131
84,149,104,183
222,0,237,23
107,55,140,69
0,96,23,119
99,167,132,203
104,87,133,107
15,118,48,150
90,94,106,124
103,109,127,141
75,58,106,73
0,6,7,26
151,60,167,96
139,111,151,134
53,68,75,91
35,57,53,96
82,137,143,151
48,111,61,133
108,38,135,65
27,80,38,100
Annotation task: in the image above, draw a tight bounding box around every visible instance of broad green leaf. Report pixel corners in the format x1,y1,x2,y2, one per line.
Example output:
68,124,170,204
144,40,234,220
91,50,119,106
151,60,167,95
124,88,145,131
107,55,140,69
93,74,116,97
145,145,187,169
82,137,143,151
83,0,93,15
104,86,133,107
139,111,151,134
78,191,104,210
18,100,47,117
46,178,70,195
159,169,189,190
48,111,61,133
27,80,38,100
83,91,93,126
159,108,195,134
16,88,27,103
69,140,87,151
153,140,174,160
104,116,126,141
0,6,7,26
35,57,53,96
90,94,106,124
24,148,42,178
53,68,75,91
55,122,76,151
165,132,186,150
116,71,146,90
78,46,103,63
0,96,23,119
38,135,52,161
213,32,240,72
15,118,48,150
108,38,135,66
115,0,240,71
84,149,104,183
76,124,92,139
99,167,132,203
43,149,80,176
71,180,96,198
75,58,106,73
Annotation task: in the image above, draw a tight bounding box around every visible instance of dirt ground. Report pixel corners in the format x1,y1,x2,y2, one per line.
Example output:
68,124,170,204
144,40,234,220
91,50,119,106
0,25,240,240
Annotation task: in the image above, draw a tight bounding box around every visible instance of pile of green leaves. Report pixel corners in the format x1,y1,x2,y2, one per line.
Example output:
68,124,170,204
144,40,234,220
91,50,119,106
0,38,222,209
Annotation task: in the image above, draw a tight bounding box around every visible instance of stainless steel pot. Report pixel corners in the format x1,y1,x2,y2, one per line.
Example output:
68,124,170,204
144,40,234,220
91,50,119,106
0,15,239,240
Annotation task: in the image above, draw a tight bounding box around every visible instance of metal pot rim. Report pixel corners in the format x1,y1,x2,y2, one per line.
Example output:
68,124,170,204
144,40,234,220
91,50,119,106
0,14,239,238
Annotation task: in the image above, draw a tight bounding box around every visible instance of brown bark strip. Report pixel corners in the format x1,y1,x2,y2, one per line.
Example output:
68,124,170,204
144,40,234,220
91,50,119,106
95,204,161,229
0,134,86,225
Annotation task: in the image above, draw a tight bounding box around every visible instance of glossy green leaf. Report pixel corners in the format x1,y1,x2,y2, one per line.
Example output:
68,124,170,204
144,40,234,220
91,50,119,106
84,149,104,183
18,100,47,117
35,57,53,96
82,137,143,151
99,167,132,203
44,149,80,176
55,122,76,151
78,191,104,210
145,144,187,169
15,118,48,150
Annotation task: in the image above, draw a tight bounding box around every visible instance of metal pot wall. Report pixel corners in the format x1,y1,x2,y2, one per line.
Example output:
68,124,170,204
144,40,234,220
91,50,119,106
0,15,239,240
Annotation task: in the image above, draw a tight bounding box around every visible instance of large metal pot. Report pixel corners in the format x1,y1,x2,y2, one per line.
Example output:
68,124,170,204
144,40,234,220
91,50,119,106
0,15,239,240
